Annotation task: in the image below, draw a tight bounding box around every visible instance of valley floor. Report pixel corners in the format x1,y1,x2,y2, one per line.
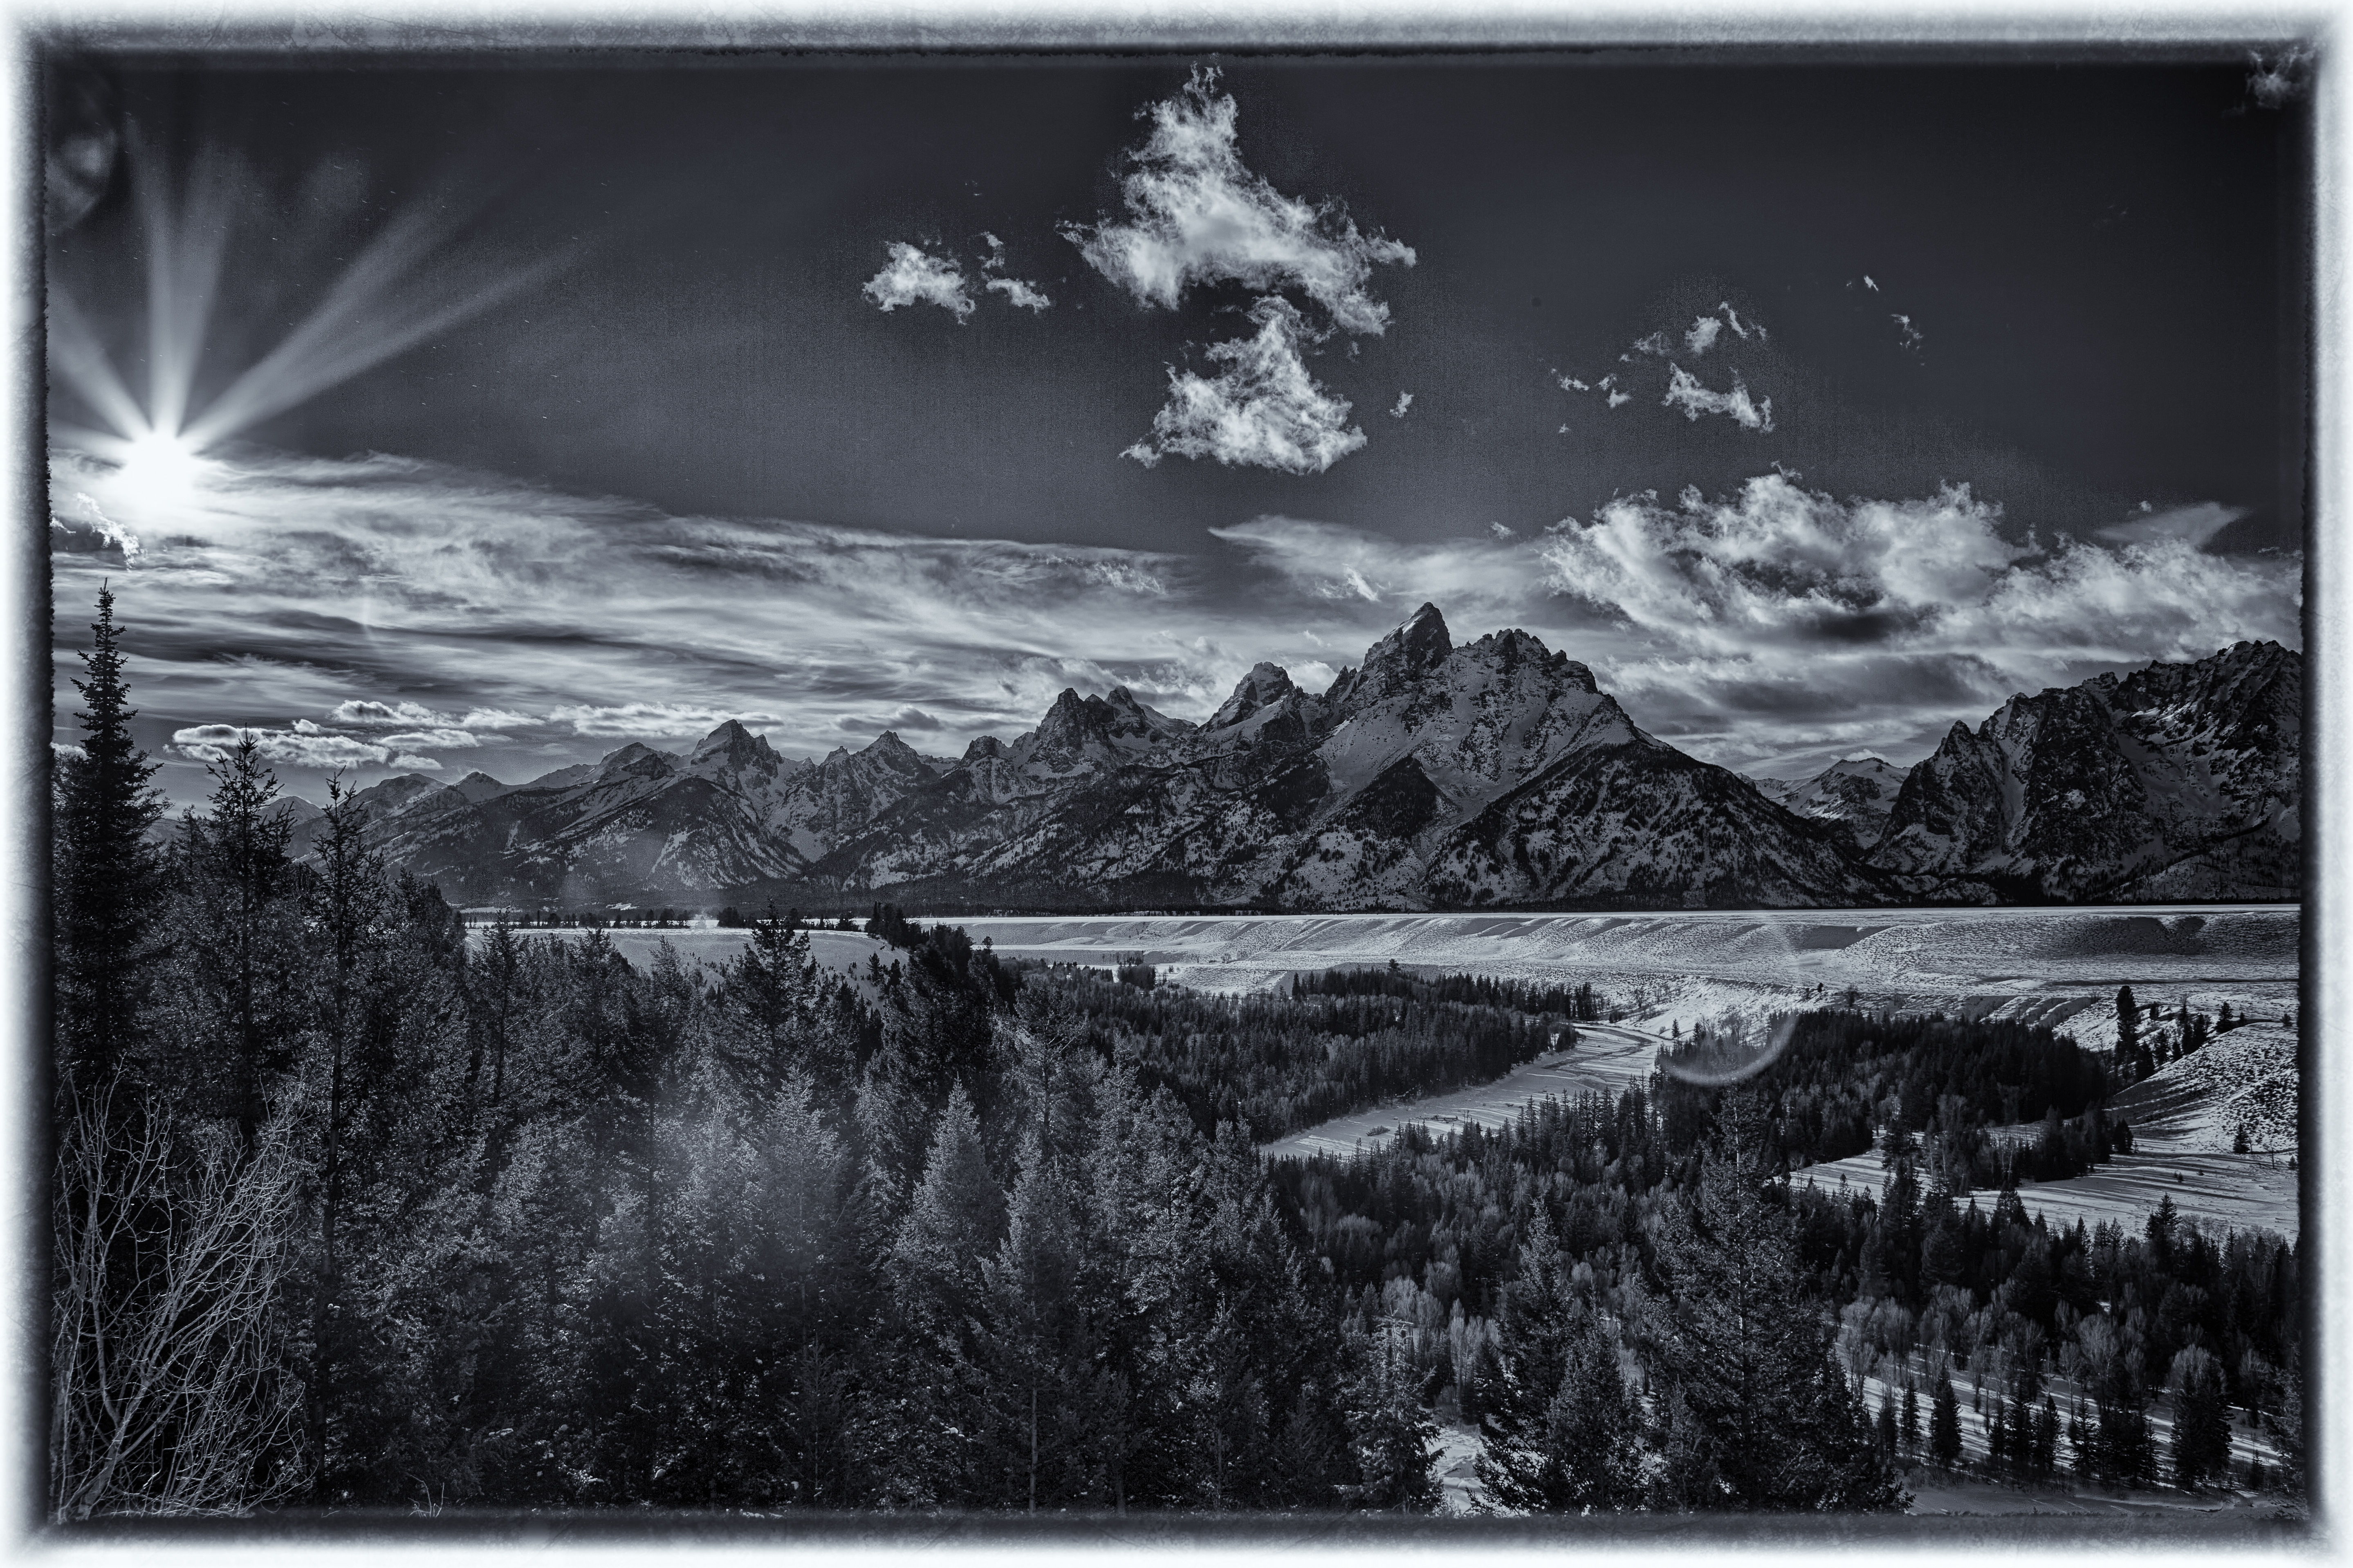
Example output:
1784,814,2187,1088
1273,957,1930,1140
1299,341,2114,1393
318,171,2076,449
517,908,2302,1240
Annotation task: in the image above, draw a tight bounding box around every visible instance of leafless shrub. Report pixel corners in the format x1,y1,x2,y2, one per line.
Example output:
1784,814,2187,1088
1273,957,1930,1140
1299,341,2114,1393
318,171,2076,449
49,1079,309,1519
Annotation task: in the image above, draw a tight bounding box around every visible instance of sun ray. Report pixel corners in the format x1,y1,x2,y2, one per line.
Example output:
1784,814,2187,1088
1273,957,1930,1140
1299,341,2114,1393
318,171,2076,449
49,128,579,482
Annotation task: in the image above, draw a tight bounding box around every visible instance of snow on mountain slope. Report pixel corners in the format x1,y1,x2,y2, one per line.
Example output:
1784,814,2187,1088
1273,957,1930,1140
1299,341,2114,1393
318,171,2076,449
1752,756,1907,852
305,615,2299,913
1867,641,2300,901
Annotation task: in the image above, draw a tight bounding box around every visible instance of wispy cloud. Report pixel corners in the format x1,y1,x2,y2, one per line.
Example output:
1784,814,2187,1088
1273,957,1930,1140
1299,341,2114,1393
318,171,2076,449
1122,296,1366,475
1064,65,1414,337
61,439,2299,809
985,276,1052,312
2093,501,2245,549
977,231,1053,311
55,445,1362,802
548,701,785,739
1559,306,1773,430
170,722,441,772
1388,391,1413,419
861,242,974,321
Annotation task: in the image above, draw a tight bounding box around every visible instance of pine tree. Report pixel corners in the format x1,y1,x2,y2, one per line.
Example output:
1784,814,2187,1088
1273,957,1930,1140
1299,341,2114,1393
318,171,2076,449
2114,985,2140,1081
2168,1348,2232,1490
2034,1395,2060,1479
1930,1373,1962,1466
1474,1209,1639,1511
170,733,307,1147
1645,1089,1906,1510
52,583,169,1089
1902,1379,1920,1451
721,903,822,1089
891,1083,1005,1326
1346,1329,1440,1512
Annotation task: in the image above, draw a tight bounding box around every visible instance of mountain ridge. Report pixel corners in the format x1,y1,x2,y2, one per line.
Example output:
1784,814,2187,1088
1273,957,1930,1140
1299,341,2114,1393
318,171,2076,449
289,614,2300,912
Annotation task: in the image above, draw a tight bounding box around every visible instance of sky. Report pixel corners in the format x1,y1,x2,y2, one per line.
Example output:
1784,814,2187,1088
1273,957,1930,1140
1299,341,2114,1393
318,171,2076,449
45,49,2310,808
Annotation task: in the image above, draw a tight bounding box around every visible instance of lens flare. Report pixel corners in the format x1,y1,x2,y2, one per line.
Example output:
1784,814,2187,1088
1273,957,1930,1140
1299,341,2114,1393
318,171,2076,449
47,128,579,504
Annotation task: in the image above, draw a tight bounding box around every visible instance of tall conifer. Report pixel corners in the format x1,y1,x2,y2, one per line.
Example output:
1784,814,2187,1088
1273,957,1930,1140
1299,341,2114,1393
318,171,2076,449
52,584,168,1087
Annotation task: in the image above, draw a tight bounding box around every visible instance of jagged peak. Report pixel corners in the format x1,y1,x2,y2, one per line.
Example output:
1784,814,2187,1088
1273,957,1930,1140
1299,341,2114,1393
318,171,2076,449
863,729,925,762
452,769,511,803
599,741,677,775
963,734,1008,762
691,717,780,769
1208,661,1300,729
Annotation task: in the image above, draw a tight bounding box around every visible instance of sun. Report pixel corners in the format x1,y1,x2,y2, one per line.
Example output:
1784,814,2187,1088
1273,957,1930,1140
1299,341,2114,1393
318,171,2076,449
112,428,209,507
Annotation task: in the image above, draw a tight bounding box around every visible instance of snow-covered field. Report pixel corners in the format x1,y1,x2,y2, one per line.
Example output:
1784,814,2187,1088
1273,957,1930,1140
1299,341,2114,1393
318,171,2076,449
1260,1025,1663,1161
954,906,2297,1030
1800,1020,2302,1239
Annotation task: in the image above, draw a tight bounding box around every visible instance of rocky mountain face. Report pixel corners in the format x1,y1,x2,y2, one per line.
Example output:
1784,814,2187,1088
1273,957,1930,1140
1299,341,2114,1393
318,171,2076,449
298,614,2300,911
1750,757,1907,853
1865,640,2301,902
286,719,943,906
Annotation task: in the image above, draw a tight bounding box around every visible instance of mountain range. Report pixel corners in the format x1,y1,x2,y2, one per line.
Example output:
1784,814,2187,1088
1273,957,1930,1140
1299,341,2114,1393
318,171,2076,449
283,606,2301,912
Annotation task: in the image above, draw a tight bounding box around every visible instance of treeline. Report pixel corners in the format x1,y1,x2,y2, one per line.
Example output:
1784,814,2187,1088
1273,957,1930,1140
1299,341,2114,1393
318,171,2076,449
1267,1067,2302,1498
1006,965,1559,1142
1291,963,1603,1022
2111,983,2283,1086
1657,1009,2121,1187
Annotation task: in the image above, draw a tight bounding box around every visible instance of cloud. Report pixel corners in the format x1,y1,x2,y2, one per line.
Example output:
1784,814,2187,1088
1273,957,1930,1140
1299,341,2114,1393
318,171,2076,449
1537,472,2301,769
549,701,783,739
1489,522,1515,539
1209,514,1543,630
840,705,945,735
1892,313,1922,352
1063,66,1414,337
170,722,440,772
1122,296,1366,474
61,438,2297,812
1559,311,1772,426
378,728,481,750
328,698,449,727
1662,365,1773,432
1864,275,1879,291
460,707,532,731
985,275,1052,312
2093,501,2246,549
1389,391,1413,419
861,242,974,321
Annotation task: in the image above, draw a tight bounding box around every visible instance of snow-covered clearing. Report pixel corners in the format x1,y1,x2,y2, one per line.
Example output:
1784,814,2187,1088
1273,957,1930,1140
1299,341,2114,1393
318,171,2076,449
1261,1025,1663,1161
1799,1019,2301,1239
